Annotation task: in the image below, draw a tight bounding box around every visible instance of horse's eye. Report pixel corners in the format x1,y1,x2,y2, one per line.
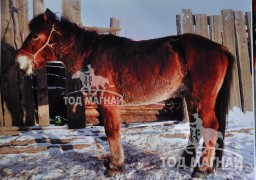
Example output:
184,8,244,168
32,35,39,39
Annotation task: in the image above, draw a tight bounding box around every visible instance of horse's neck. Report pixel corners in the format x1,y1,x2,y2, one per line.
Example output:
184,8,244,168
57,40,86,73
57,30,97,73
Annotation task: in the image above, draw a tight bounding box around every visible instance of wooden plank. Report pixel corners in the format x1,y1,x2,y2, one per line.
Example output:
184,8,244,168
84,26,121,34
18,0,29,42
1,138,78,147
221,9,242,110
176,15,182,35
194,14,208,38
85,101,183,125
245,12,252,60
62,0,85,129
109,18,120,36
208,15,222,44
0,144,91,154
234,11,252,111
180,9,194,34
62,0,82,25
1,0,22,126
33,0,50,126
17,0,35,126
33,0,44,17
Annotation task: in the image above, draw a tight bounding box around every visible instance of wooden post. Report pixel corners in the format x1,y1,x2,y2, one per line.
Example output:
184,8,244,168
234,11,252,111
245,12,252,61
110,18,120,36
62,0,82,25
33,0,50,126
176,15,182,35
62,0,85,129
221,10,242,110
208,15,222,44
176,10,192,122
182,98,189,122
194,14,208,38
180,9,194,34
33,0,44,17
1,0,29,126
16,0,35,126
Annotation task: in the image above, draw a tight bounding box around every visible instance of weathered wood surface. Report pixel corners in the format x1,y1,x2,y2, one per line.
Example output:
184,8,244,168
110,18,120,36
180,9,194,34
62,0,82,26
221,10,242,110
0,144,91,154
208,15,222,44
1,0,22,126
177,9,252,112
85,101,182,125
234,11,252,111
33,0,50,126
1,0,37,127
194,14,208,38
245,12,252,57
84,26,121,34
62,0,85,129
18,0,35,126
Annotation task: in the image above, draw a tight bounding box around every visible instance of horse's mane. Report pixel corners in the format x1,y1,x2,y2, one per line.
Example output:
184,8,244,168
28,11,132,54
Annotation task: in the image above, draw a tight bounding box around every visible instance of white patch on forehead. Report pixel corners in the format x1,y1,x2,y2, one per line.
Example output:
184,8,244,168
16,55,33,75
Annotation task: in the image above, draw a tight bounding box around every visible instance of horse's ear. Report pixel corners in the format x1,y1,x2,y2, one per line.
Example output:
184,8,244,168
44,8,54,22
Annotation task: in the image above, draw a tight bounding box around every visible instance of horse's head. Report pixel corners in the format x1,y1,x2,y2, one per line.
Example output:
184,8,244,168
16,9,62,76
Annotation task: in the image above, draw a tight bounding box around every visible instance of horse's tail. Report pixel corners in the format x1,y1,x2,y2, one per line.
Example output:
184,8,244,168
215,48,234,135
214,47,235,161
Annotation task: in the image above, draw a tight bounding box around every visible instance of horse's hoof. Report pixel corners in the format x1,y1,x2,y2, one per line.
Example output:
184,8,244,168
103,157,124,177
191,166,213,178
177,151,196,168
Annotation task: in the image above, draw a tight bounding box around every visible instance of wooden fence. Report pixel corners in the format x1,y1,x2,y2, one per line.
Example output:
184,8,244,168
177,9,252,113
0,0,182,128
0,2,252,128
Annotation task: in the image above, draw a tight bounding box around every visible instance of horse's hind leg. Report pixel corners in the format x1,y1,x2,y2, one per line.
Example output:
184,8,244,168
192,101,219,178
179,98,202,168
99,105,124,177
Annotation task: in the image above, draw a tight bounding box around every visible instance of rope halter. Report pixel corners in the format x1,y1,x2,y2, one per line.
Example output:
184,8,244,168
18,23,62,69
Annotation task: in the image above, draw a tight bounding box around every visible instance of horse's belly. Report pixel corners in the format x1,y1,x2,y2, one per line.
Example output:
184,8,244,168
122,79,184,105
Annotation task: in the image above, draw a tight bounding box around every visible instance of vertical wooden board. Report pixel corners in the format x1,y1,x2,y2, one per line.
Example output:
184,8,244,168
208,15,222,44
1,0,22,126
33,0,50,126
110,18,120,36
62,0,82,25
245,12,252,60
33,0,44,17
180,9,194,34
176,15,182,35
234,11,252,111
17,0,35,126
182,97,189,122
18,0,29,42
221,9,242,110
62,0,85,129
194,14,208,38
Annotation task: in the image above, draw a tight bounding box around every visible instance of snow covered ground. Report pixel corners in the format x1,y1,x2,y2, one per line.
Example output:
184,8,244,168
0,107,254,179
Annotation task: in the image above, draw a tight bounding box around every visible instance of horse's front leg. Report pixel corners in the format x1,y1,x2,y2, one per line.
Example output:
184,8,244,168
99,105,124,177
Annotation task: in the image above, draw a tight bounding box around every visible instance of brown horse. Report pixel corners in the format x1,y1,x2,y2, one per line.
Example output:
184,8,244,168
16,9,234,178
